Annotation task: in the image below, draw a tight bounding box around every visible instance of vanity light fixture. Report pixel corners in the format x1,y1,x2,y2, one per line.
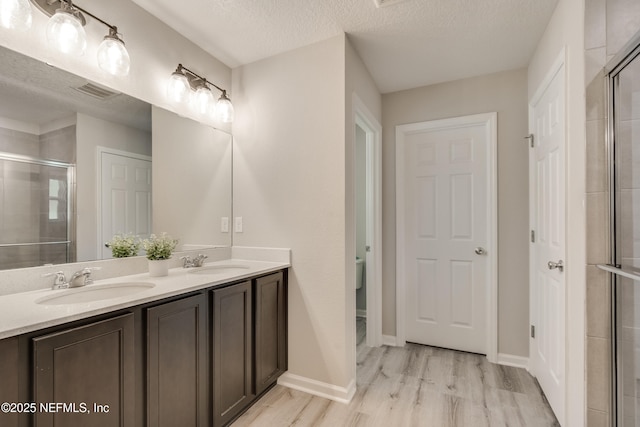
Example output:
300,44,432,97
167,64,235,123
0,0,32,30
45,0,86,56
31,0,130,76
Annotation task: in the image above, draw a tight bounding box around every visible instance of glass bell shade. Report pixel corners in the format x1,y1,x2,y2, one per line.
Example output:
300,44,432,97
97,34,130,76
215,94,234,123
192,85,214,117
46,9,87,56
166,71,191,105
0,0,32,31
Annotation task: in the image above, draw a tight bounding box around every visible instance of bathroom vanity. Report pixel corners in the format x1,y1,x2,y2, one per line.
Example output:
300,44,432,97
0,259,288,427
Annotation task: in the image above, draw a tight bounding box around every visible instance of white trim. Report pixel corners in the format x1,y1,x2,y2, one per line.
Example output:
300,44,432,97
497,353,530,370
356,309,367,318
277,373,356,404
96,146,152,258
382,335,398,347
395,112,498,363
353,94,383,349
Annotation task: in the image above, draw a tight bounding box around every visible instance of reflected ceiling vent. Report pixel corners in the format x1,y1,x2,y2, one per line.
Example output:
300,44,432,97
373,0,408,8
73,82,120,100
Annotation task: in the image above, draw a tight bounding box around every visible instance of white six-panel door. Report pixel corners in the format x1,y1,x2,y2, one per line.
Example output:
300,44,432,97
100,151,152,259
529,60,566,424
397,113,496,355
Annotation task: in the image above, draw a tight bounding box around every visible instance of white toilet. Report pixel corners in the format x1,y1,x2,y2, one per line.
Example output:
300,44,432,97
356,257,364,290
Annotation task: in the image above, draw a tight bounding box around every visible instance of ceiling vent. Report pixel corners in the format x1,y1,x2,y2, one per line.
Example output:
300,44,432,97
73,82,120,100
373,0,408,8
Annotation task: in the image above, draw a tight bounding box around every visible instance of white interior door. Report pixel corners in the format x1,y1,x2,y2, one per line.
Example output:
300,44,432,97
100,151,152,258
397,113,496,355
529,61,565,424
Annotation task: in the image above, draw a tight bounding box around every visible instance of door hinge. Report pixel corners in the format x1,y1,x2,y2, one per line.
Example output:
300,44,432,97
530,325,535,338
525,134,534,147
531,230,535,243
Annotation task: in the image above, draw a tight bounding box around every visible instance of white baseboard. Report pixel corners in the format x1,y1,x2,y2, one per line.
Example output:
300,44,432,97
496,353,529,370
356,309,367,318
382,335,398,346
277,372,356,404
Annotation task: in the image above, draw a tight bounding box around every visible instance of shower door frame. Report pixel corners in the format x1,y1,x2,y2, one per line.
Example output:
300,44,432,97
0,151,76,267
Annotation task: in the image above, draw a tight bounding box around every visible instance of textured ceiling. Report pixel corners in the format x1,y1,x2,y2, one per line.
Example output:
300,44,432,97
130,0,558,93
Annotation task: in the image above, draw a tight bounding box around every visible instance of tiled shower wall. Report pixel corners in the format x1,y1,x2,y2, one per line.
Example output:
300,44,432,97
585,0,640,425
0,125,75,269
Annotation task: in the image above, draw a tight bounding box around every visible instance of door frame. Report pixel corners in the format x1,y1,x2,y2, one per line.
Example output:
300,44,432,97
395,113,498,363
96,146,152,258
528,49,566,424
353,94,383,348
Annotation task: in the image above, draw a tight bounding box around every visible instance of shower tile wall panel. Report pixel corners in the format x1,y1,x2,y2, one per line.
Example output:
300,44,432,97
39,126,76,164
0,128,39,157
585,0,640,425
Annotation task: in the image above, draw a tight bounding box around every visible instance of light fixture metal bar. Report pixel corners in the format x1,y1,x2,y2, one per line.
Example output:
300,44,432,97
71,2,117,33
179,64,227,95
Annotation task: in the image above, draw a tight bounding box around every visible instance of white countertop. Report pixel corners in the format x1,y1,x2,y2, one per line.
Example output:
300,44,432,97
0,259,289,340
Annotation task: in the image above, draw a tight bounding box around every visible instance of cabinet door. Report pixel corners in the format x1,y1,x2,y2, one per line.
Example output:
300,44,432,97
254,272,287,395
147,293,208,427
212,281,253,427
33,313,135,427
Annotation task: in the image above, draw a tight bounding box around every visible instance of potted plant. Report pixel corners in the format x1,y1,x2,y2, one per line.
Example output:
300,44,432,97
142,232,178,277
105,233,141,258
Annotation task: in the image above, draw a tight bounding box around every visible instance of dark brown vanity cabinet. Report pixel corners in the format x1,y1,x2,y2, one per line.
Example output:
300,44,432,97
32,313,135,427
0,268,287,427
212,281,254,427
254,271,287,395
147,293,208,427
212,272,288,427
0,337,20,427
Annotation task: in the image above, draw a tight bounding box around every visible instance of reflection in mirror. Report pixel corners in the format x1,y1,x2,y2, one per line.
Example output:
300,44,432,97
0,45,232,271
152,106,232,251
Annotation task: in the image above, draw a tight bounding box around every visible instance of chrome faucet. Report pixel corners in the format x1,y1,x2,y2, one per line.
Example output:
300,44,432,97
68,268,95,287
43,267,101,289
44,271,68,289
181,254,208,268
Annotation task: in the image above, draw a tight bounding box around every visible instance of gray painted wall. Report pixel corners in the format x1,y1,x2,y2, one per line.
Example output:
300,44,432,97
381,68,530,357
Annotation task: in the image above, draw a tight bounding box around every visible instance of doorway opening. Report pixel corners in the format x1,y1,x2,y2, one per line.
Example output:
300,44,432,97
353,95,382,348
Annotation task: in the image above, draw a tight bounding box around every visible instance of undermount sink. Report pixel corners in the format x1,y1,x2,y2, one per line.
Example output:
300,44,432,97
36,282,156,306
187,264,251,275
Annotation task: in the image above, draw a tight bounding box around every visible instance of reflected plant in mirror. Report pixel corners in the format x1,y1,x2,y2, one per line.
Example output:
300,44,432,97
0,45,233,272
105,233,140,258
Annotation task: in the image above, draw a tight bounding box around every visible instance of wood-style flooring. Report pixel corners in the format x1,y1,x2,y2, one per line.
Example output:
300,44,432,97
231,319,559,427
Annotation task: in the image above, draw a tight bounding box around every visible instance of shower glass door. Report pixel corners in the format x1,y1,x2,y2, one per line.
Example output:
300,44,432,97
0,153,74,270
611,42,640,427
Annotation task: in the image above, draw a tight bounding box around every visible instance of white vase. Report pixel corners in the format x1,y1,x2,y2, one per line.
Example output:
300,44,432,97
148,259,170,277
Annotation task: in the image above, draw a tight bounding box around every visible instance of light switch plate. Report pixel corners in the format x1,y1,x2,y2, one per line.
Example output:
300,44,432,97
221,217,229,233
235,216,243,233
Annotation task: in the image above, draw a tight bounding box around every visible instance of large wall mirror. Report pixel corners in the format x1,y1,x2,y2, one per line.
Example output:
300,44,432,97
0,45,232,271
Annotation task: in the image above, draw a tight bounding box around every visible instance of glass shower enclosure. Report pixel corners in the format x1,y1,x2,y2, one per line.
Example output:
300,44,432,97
606,37,640,426
0,152,74,270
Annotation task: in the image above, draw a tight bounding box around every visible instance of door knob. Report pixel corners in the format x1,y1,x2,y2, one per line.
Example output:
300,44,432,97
474,247,486,255
547,260,564,272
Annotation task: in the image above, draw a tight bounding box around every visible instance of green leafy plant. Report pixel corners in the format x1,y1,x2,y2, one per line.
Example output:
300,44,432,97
105,233,141,258
142,233,178,261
